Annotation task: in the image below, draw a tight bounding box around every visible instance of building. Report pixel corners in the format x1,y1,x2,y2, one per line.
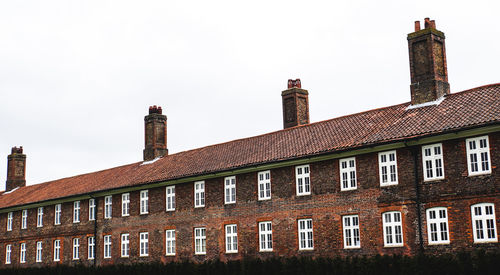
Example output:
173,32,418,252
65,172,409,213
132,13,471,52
0,18,498,268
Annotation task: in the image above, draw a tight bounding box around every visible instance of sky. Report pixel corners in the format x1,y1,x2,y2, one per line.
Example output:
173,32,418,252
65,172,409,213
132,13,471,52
0,0,499,190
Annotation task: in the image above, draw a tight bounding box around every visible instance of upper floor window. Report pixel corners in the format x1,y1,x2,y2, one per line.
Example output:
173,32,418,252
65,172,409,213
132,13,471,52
224,176,236,204
258,170,271,200
36,241,43,263
21,209,27,229
73,201,81,223
140,232,149,256
88,236,95,260
121,233,129,258
298,218,314,250
54,204,61,225
53,240,61,261
89,199,96,221
104,235,112,259
382,211,403,247
5,244,11,264
166,186,175,211
259,221,273,252
165,229,176,256
20,242,26,263
104,196,112,219
466,136,491,176
72,238,80,260
140,190,149,214
343,215,360,248
295,165,311,196
225,224,238,253
6,212,13,231
194,227,206,255
379,151,398,186
340,157,357,191
37,207,44,227
422,143,444,181
426,207,449,245
122,193,130,216
194,181,205,208
471,203,497,243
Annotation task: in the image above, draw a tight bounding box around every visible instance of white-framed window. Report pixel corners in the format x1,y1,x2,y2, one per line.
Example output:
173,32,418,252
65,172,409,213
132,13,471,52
298,218,314,250
422,143,444,181
194,227,206,255
471,203,497,243
5,244,12,264
340,157,357,191
88,236,95,260
20,242,26,263
224,176,236,204
140,232,149,256
379,151,398,186
194,181,205,208
258,170,271,200
104,196,112,219
122,193,130,217
53,240,61,262
72,238,80,260
37,207,44,227
73,201,80,223
140,190,149,214
104,235,112,259
55,204,61,225
21,209,27,229
36,241,43,263
121,233,129,257
89,199,96,221
343,215,360,248
165,229,176,256
295,165,311,196
225,224,238,253
7,212,13,231
383,211,403,247
426,207,450,245
259,221,273,252
466,136,491,176
166,186,175,211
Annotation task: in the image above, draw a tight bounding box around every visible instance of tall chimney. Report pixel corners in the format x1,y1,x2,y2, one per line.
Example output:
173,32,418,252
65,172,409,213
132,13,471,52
143,105,168,161
282,79,310,129
6,146,26,192
408,18,449,105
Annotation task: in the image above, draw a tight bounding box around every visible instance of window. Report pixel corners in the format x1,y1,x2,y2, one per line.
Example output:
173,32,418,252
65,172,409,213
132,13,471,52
55,204,61,225
36,241,42,263
166,230,176,256
53,240,61,261
194,181,205,208
5,244,11,264
89,199,96,221
340,157,357,191
37,207,44,227
298,218,314,250
295,165,311,196
426,207,450,245
7,212,12,231
471,203,497,243
194,227,206,255
121,234,129,257
225,224,238,253
258,171,271,200
104,196,112,219
466,136,491,176
73,201,81,223
422,144,444,181
122,193,130,217
383,211,403,247
72,238,80,260
140,190,149,214
104,235,112,259
259,221,273,251
343,215,360,248
379,151,398,186
166,186,175,211
224,176,236,204
88,237,95,260
20,243,26,263
21,209,27,229
140,232,149,256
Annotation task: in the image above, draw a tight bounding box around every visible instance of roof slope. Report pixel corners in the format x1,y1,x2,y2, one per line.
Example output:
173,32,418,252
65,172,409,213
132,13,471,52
1,84,499,209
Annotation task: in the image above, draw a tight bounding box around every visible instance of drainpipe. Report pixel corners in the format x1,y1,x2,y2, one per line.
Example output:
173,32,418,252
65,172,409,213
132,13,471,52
410,147,425,253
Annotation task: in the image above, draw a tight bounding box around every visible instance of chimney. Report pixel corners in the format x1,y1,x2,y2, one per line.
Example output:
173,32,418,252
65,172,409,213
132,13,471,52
143,105,168,161
6,146,26,192
408,18,449,105
282,79,310,129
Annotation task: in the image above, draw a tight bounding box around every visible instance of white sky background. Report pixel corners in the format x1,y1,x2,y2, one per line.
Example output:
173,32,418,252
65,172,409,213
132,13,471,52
0,0,499,190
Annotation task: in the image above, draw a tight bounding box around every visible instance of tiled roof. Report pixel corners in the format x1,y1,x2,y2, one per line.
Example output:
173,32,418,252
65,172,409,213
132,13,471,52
1,84,499,209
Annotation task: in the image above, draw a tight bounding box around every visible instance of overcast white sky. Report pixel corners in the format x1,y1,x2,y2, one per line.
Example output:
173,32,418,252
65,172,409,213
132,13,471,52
1,0,499,190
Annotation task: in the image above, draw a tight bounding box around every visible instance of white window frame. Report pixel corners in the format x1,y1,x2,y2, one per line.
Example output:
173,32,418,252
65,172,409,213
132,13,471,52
20,242,26,263
194,181,205,208
471,203,497,243
37,207,44,227
224,176,236,204
466,136,491,176
379,151,398,186
88,236,95,260
103,235,112,259
104,196,112,219
140,232,149,257
426,207,450,245
72,238,80,260
89,199,96,221
5,244,11,264
225,224,238,253
295,165,311,196
121,233,130,258
259,221,273,252
7,212,13,231
382,211,404,247
343,215,360,248
21,209,27,229
36,241,43,263
55,204,61,225
165,229,176,256
53,240,61,262
298,218,314,250
73,201,80,223
166,186,175,211
340,157,357,191
122,193,130,217
194,227,206,255
258,170,271,200
422,143,445,181
140,190,149,214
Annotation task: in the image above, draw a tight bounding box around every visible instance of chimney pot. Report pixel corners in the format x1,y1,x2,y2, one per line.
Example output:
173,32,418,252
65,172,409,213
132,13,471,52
414,21,421,31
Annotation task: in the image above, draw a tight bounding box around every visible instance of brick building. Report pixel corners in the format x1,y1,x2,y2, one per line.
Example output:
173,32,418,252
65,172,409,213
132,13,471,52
0,18,499,268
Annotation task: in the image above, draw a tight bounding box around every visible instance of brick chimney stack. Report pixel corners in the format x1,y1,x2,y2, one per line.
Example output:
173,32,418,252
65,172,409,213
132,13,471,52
282,79,310,129
143,105,168,161
408,18,450,105
6,146,26,192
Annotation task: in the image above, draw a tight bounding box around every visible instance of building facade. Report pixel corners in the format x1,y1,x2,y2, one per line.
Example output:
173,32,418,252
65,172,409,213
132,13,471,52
0,18,499,268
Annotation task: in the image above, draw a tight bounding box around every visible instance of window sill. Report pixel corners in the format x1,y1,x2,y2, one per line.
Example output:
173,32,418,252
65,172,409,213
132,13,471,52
380,182,398,187
226,251,238,254
296,193,311,197
259,249,273,252
383,244,404,248
468,172,492,177
427,242,450,245
341,188,357,192
258,197,271,201
299,248,314,251
473,239,498,244
166,253,176,256
423,178,445,183
344,246,361,249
